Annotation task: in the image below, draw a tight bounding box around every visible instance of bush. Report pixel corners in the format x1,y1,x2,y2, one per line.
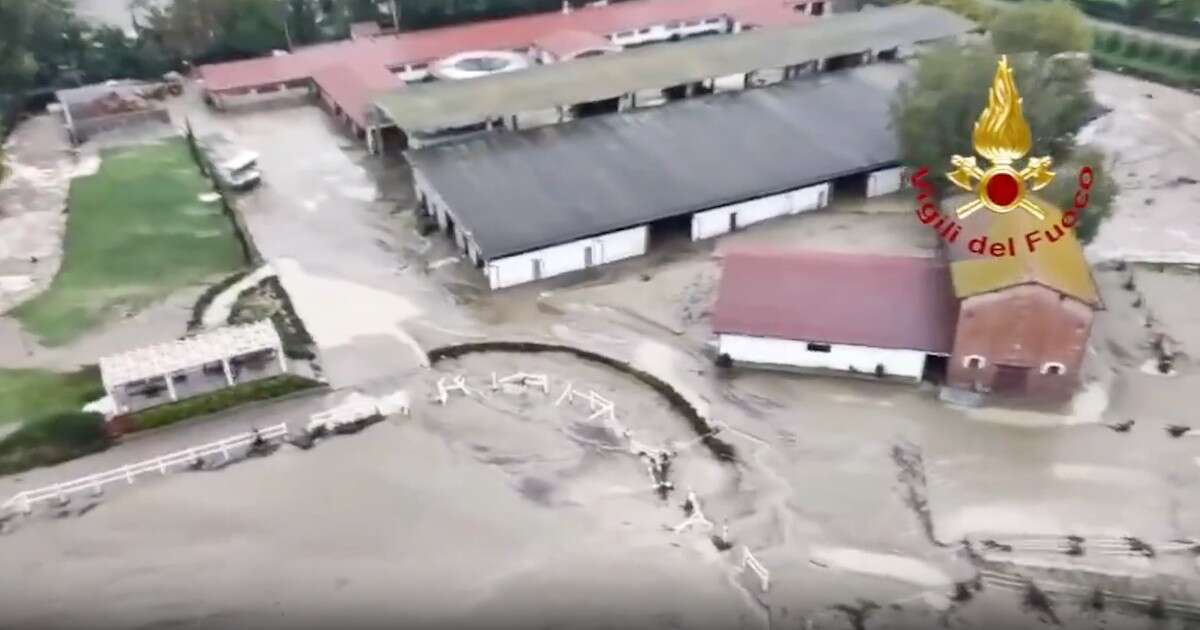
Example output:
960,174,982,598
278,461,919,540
1099,30,1122,53
1190,49,1200,71
1124,36,1144,58
0,412,111,474
1145,41,1164,61
1165,46,1186,67
188,269,252,330
128,375,320,431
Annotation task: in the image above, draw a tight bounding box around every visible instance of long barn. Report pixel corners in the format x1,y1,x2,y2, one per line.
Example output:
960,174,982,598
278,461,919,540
407,64,910,289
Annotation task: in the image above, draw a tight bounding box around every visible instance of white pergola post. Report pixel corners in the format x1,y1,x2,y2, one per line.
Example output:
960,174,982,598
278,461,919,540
276,344,288,372
221,359,235,386
164,374,178,401
366,126,377,155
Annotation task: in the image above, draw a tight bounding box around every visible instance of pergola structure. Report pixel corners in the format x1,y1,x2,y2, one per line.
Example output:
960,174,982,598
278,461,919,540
100,320,287,415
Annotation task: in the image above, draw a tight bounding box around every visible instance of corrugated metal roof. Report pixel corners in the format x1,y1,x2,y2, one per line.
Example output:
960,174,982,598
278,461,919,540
408,64,907,260
376,5,973,132
712,249,959,354
197,0,807,93
947,194,1102,308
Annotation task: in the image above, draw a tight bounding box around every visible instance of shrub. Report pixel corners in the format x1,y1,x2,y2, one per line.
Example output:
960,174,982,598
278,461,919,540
0,412,111,474
1124,36,1144,58
188,269,252,330
129,375,320,432
1145,41,1164,60
1165,46,1186,67
1190,49,1200,71
1099,30,1122,53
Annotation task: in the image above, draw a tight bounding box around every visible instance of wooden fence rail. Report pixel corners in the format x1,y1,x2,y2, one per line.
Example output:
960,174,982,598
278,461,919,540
2,422,289,515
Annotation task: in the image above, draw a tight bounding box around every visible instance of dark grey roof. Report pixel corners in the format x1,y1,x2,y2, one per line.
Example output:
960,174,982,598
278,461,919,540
408,64,908,260
377,5,973,132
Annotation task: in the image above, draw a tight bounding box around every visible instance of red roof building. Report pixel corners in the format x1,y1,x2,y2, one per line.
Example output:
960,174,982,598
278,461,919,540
197,0,810,134
713,249,959,357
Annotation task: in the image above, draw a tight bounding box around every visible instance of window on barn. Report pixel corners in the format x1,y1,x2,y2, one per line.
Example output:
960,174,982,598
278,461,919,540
963,355,986,369
638,27,651,34
1041,362,1066,375
811,1,826,15
806,342,832,353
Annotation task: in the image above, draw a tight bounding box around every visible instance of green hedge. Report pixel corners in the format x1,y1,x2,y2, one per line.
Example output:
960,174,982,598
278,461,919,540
129,374,321,431
0,412,111,475
188,269,252,331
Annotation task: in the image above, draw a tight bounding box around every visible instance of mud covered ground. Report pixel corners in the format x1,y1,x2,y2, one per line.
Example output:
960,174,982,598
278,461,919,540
3,74,1200,629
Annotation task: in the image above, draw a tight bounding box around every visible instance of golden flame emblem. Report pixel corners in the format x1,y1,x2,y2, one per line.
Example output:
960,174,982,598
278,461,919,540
947,55,1054,220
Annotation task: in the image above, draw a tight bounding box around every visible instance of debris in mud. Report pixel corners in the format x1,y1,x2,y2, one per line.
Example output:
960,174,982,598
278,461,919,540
1087,587,1106,611
1022,580,1061,625
1170,176,1198,186
1165,425,1190,438
711,521,733,551
1122,276,1137,291
832,599,880,630
1147,595,1167,619
891,441,942,546
982,539,1014,553
1124,537,1156,558
1106,419,1135,433
952,582,974,602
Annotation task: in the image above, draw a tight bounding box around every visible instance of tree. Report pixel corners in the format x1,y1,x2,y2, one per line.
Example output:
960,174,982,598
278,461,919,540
1042,147,1116,244
1127,0,1159,24
890,43,1097,188
288,0,322,46
990,0,1092,56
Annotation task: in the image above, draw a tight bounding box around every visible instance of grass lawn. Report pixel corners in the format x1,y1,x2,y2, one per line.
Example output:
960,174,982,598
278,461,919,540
10,138,246,346
0,367,105,427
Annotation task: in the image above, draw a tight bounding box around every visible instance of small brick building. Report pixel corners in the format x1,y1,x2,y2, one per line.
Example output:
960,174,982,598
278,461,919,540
944,200,1102,401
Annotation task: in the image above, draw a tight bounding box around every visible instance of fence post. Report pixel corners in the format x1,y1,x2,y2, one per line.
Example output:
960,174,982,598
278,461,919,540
123,465,134,484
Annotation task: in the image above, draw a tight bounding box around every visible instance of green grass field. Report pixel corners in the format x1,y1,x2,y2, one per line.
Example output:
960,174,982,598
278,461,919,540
11,138,245,346
0,367,105,427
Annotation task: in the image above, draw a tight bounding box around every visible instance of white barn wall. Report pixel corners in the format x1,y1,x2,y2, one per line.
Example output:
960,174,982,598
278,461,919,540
486,225,648,289
867,166,905,197
692,183,830,240
718,334,929,381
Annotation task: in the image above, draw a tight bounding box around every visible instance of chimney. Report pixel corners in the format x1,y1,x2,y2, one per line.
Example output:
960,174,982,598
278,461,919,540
562,0,572,14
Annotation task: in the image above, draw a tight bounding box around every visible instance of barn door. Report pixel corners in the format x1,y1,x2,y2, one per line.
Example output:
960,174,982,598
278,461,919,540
584,246,594,268
532,258,544,281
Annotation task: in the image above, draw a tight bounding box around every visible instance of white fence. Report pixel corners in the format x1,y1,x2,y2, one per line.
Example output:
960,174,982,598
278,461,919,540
2,422,289,515
741,546,771,593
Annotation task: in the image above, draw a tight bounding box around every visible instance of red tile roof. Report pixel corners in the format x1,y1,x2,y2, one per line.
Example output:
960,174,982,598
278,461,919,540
198,0,807,93
712,249,959,353
311,63,403,128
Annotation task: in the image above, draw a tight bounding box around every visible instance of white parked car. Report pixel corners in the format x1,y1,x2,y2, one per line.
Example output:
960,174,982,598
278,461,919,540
198,132,262,191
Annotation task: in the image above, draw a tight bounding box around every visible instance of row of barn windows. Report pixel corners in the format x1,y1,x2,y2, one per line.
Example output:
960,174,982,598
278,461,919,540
963,355,1066,375
614,16,725,38
800,345,1068,376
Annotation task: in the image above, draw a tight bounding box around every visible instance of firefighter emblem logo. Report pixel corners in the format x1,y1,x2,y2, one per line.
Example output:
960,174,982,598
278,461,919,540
947,55,1054,220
